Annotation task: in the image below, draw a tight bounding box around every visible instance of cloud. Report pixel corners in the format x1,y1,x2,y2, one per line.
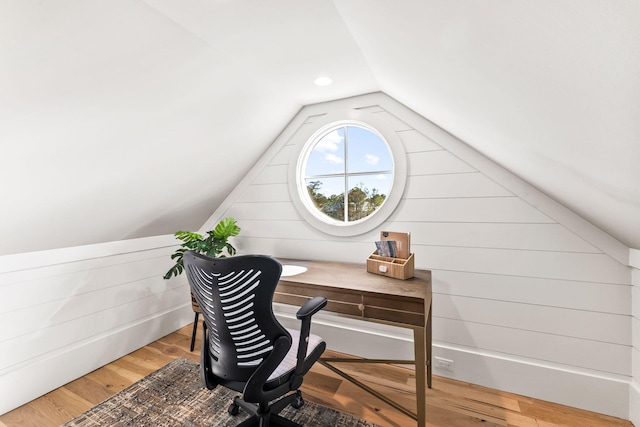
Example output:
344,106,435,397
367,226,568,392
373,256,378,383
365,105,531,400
314,131,342,153
365,154,379,165
325,153,343,164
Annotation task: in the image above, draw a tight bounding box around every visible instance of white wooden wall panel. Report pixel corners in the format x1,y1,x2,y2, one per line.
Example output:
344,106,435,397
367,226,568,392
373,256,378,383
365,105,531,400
1,307,189,416
433,270,629,314
390,221,599,253
0,251,172,313
414,245,628,283
370,110,412,131
237,217,383,241
0,235,177,273
234,237,373,264
239,219,331,241
0,275,184,343
237,182,290,203
633,317,640,383
0,236,193,415
434,317,629,375
630,251,640,425
204,93,632,418
227,201,301,221
392,198,554,223
0,245,174,284
269,144,296,165
404,172,513,198
397,129,442,152
253,164,288,185
1,285,187,369
434,294,629,345
408,150,476,175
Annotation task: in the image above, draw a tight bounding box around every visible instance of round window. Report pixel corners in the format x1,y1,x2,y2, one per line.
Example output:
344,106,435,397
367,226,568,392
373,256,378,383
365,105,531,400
299,122,394,225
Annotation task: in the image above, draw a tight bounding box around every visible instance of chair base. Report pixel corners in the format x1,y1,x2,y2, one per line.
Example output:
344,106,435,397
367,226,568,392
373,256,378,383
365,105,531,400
235,413,301,427
230,391,303,427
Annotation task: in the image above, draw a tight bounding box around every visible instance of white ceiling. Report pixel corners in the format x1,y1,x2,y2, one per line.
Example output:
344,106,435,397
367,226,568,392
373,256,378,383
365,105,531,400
2,0,639,256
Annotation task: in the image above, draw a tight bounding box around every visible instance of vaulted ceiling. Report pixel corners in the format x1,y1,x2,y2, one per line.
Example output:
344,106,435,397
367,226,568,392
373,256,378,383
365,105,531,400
2,0,639,256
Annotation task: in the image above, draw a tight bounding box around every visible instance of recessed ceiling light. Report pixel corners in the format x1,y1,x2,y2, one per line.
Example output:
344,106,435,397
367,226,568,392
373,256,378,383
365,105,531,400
314,76,333,86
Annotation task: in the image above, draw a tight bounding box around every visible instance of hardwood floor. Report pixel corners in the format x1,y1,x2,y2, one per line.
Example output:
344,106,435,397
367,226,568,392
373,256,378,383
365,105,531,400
0,322,633,427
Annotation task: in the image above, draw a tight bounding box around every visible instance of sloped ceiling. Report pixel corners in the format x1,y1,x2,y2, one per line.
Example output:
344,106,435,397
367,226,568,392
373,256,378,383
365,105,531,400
1,0,639,256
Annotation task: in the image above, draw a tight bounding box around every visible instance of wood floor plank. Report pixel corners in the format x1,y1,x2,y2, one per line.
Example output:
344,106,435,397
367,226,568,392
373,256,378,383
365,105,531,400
28,388,93,425
430,377,524,413
146,339,199,363
301,370,342,395
519,399,632,427
124,346,174,369
62,376,113,406
0,403,55,427
99,363,146,385
0,322,634,427
110,355,159,377
83,365,134,395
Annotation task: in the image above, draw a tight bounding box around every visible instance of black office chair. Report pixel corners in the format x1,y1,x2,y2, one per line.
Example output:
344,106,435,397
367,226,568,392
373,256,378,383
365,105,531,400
183,251,327,427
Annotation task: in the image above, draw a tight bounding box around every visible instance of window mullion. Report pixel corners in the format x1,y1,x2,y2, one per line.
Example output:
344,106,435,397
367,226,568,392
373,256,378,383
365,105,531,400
343,126,349,222
297,121,396,230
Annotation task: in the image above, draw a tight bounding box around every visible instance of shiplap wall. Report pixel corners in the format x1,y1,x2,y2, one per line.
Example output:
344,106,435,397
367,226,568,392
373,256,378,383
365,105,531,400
630,249,640,425
205,92,632,418
0,235,192,415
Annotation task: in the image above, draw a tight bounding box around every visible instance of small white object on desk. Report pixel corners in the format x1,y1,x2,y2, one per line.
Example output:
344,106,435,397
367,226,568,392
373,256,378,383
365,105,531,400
281,264,308,277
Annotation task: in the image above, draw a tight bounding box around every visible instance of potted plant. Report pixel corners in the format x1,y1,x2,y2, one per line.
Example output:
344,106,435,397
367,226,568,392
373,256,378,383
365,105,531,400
164,217,241,351
163,217,241,280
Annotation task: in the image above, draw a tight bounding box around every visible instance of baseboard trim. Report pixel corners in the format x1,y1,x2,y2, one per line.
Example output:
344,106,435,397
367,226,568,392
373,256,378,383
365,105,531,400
274,305,631,419
0,304,192,416
629,380,640,426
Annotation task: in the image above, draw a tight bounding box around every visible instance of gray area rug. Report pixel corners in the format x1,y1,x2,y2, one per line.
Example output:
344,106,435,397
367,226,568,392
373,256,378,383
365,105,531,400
63,357,378,426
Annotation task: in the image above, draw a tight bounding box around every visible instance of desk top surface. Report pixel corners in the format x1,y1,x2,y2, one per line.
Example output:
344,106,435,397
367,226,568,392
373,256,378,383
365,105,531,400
277,258,431,301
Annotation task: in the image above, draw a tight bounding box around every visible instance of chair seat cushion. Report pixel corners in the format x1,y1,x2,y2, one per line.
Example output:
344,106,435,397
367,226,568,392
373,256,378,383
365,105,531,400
267,328,324,382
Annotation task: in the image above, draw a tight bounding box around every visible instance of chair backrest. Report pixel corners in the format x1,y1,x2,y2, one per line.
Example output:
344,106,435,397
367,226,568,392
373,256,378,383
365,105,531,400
183,251,291,384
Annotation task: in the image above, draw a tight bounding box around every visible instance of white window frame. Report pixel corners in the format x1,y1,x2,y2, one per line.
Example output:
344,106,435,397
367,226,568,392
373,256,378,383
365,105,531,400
288,111,407,237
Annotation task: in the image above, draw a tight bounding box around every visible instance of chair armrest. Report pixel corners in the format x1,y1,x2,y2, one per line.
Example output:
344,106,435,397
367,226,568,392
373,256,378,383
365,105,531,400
290,296,327,389
296,296,327,320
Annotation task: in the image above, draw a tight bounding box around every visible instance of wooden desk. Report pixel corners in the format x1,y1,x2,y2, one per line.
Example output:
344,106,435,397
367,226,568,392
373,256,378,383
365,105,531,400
275,258,432,427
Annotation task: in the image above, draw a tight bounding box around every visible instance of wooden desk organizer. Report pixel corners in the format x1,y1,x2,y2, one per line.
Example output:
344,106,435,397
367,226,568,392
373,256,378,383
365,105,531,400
366,250,415,280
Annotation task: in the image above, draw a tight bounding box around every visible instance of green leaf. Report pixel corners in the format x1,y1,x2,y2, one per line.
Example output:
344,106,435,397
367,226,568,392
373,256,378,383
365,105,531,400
213,217,241,240
174,230,203,243
163,262,184,279
164,217,240,279
225,242,236,256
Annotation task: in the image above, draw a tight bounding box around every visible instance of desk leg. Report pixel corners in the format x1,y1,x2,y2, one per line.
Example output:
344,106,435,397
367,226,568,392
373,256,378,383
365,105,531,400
427,302,432,388
414,326,426,427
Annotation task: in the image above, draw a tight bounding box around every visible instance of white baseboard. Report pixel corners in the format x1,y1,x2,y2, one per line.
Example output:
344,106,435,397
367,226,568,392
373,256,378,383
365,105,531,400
274,304,631,420
434,344,630,420
629,381,640,426
3,303,628,420
0,304,193,416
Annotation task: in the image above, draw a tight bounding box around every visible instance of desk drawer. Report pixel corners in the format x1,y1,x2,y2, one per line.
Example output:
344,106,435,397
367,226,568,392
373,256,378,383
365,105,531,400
275,282,426,327
363,306,424,327
363,294,423,314
276,282,362,304
273,291,363,318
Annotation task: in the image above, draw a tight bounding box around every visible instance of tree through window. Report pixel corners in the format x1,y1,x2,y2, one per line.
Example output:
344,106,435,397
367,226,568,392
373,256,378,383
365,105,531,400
301,124,393,224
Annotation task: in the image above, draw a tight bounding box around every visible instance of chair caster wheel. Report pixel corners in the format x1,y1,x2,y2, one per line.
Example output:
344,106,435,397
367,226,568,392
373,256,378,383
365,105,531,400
291,392,304,409
228,403,240,416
